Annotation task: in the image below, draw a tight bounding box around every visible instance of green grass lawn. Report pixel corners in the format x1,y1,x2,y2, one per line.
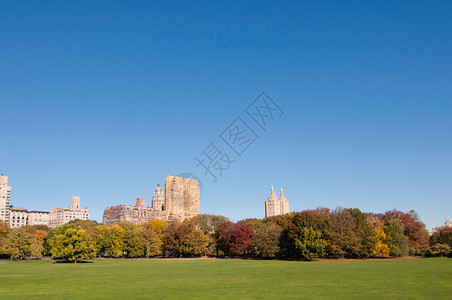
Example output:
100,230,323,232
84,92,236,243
0,258,451,299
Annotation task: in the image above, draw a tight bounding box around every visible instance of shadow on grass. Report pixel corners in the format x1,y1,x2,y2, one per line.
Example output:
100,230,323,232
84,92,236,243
53,260,94,264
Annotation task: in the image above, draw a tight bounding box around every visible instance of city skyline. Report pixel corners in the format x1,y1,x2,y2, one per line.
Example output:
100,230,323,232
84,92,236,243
1,1,451,229
1,172,449,229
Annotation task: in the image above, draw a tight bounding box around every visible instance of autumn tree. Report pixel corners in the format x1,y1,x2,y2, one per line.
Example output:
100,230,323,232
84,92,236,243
24,224,50,234
119,222,145,258
163,222,210,257
141,219,167,238
141,227,162,257
186,214,229,235
241,219,264,232
49,226,96,262
430,227,452,249
0,220,10,256
3,227,32,260
229,225,256,257
372,221,390,257
214,221,235,256
70,220,99,242
178,228,209,257
109,225,125,257
182,215,227,256
162,220,181,257
385,219,409,257
427,243,451,257
30,230,45,258
324,207,377,258
254,221,282,258
92,225,114,257
383,210,429,254
288,211,327,232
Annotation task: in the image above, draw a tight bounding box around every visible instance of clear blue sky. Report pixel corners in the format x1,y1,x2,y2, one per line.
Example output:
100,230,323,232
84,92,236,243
1,1,451,228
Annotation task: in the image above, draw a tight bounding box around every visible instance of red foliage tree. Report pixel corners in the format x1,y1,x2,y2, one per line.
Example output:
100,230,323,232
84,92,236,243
214,221,235,256
229,225,256,257
383,210,429,253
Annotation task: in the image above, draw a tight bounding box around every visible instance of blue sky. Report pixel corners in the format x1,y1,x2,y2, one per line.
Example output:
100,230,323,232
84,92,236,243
1,1,451,228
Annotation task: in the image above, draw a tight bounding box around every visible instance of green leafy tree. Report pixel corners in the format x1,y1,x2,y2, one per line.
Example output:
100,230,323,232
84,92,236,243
49,226,96,262
122,226,145,258
348,209,378,258
109,225,125,257
385,219,409,257
24,224,50,234
178,228,209,257
292,227,327,260
141,227,162,257
3,227,32,260
42,228,57,256
185,214,229,235
255,221,282,258
243,219,265,232
0,220,11,255
93,225,114,257
278,211,327,260
384,210,429,254
184,215,229,256
430,227,452,249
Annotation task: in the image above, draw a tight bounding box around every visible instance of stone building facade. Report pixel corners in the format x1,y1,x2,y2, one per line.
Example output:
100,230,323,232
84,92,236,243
9,207,28,228
9,207,49,228
0,175,12,223
48,196,90,228
265,186,289,218
164,176,199,221
152,184,164,211
27,211,50,226
102,175,200,225
102,198,162,225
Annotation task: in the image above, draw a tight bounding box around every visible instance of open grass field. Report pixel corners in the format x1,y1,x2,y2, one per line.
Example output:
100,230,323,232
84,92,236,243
0,257,451,299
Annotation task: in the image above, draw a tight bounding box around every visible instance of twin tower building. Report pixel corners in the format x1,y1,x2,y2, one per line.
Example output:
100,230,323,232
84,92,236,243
264,186,289,218
102,175,200,225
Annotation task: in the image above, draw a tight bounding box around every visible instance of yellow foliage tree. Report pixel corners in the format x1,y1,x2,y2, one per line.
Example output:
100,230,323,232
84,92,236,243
30,230,45,257
373,222,390,257
109,225,125,257
141,220,166,238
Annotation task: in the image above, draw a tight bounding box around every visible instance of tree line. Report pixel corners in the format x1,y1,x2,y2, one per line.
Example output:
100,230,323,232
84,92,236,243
0,208,450,262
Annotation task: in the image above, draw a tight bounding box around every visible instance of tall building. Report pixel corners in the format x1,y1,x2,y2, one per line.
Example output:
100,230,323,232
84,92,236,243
9,207,49,228
152,184,164,211
0,175,12,223
265,186,289,218
103,198,162,225
48,196,89,228
102,175,200,225
164,176,184,218
164,175,200,220
184,178,200,217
